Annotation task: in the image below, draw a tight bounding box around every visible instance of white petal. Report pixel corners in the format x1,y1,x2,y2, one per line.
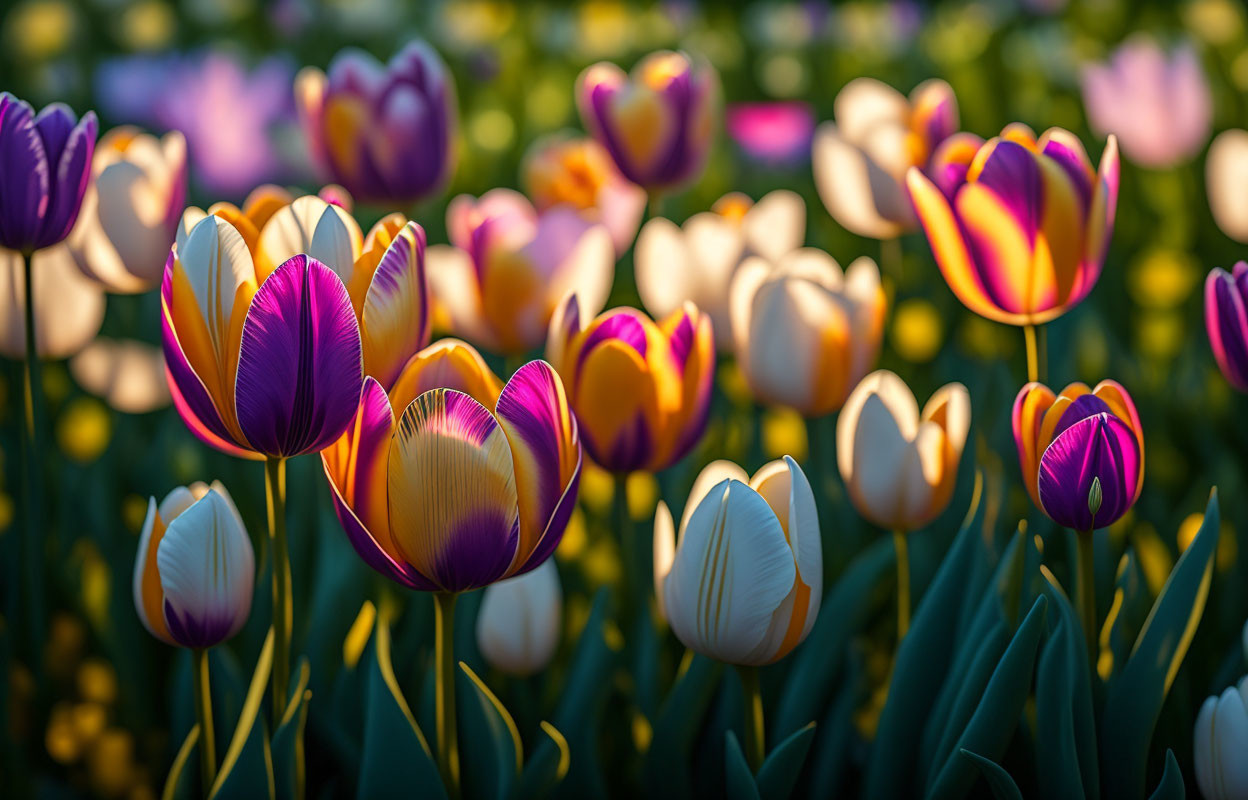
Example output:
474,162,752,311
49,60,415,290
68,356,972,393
174,207,207,255
635,217,694,320
750,456,822,641
70,337,170,413
1208,129,1248,244
837,371,920,529
743,190,805,263
812,123,907,240
426,244,495,349
728,256,772,355
1195,694,1217,800
132,497,160,634
923,382,971,458
547,220,614,322
834,78,910,143
775,247,843,290
654,501,676,619
0,245,106,359
178,215,257,353
680,460,749,536
257,195,361,280
1215,685,1248,798
475,559,562,676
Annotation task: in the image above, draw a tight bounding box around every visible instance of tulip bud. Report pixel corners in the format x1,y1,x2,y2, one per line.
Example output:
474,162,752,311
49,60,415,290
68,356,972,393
1087,476,1103,517
1194,677,1248,800
133,482,254,648
476,560,562,676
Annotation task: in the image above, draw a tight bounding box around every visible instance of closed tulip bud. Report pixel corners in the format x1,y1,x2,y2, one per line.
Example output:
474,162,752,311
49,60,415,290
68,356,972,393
730,250,885,416
1206,264,1248,392
1012,380,1144,530
1194,677,1248,800
296,41,457,205
636,191,806,351
133,482,254,648
837,371,971,532
654,457,821,666
906,124,1119,326
546,296,713,473
476,559,561,676
428,189,614,356
576,50,719,191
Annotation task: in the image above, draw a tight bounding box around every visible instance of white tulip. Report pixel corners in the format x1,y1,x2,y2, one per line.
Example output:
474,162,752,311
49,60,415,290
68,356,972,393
1208,130,1248,244
1195,677,1248,800
476,559,562,676
0,245,105,359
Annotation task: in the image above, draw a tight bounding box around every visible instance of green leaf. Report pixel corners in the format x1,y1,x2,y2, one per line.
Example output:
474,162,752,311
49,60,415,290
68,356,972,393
357,615,445,800
958,749,1023,800
803,657,862,798
162,724,200,800
516,721,571,800
756,723,815,800
1103,490,1218,800
723,732,762,800
926,595,1048,800
1036,577,1099,800
1147,750,1186,800
458,661,522,800
639,651,722,798
271,659,311,800
210,629,276,800
922,619,1010,782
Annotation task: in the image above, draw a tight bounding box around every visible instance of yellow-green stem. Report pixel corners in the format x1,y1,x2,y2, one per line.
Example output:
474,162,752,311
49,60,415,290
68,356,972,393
265,457,291,722
434,591,461,799
1023,324,1039,383
615,474,640,618
893,530,910,641
1075,530,1097,675
192,648,216,796
19,249,46,663
738,665,764,771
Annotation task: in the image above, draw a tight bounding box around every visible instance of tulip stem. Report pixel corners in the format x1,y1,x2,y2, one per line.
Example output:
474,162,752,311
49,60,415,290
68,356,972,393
1023,324,1039,383
615,474,640,617
18,249,47,669
881,237,903,284
1075,530,1097,676
893,529,910,640
192,648,217,796
265,456,291,722
433,591,461,799
738,665,765,771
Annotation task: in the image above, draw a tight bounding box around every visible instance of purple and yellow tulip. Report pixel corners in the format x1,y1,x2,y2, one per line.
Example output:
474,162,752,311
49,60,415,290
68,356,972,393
546,296,713,474
428,189,613,356
1012,380,1143,529
906,124,1120,326
322,360,581,593
1206,263,1248,392
575,50,719,192
296,41,457,205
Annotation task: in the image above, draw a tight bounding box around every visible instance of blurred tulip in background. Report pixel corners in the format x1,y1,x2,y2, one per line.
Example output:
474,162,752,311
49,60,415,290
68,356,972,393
476,559,562,676
1194,676,1248,800
1207,130,1248,243
1206,263,1248,392
725,101,815,166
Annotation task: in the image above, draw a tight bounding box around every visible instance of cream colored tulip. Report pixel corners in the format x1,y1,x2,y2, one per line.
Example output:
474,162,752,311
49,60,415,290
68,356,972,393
636,190,805,350
1194,677,1248,800
654,456,821,666
71,127,188,293
0,245,105,359
475,559,562,676
837,370,970,531
1208,130,1248,244
812,78,957,239
730,249,885,417
70,337,170,414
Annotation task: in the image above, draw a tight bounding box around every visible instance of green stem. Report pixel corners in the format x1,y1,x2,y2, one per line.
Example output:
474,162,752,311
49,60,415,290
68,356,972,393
1075,530,1097,676
192,648,216,796
19,249,46,666
738,665,765,772
614,474,640,617
1023,324,1039,384
880,236,903,284
265,457,291,722
434,592,460,799
893,530,910,641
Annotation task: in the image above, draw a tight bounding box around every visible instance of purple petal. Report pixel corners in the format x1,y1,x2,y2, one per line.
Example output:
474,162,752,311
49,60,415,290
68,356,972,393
1038,412,1141,531
37,108,96,249
577,311,648,373
1051,394,1113,440
0,93,50,252
1206,264,1248,391
163,597,236,649
969,139,1043,243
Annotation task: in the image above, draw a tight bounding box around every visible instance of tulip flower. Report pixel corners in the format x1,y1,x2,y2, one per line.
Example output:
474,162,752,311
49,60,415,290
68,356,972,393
1206,264,1248,392
296,41,457,205
389,338,503,415
725,101,815,166
0,246,105,359
522,132,646,256
1207,130,1248,243
636,190,807,350
427,189,613,356
69,127,188,293
546,296,713,474
812,78,957,239
323,360,580,794
653,456,820,768
476,559,562,677
134,481,254,792
576,50,719,192
730,250,885,416
70,338,170,414
1194,677,1248,800
1081,36,1211,169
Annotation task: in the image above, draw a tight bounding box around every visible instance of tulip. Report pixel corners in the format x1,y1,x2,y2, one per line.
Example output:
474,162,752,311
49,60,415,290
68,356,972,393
476,559,562,677
812,78,957,239
1207,130,1248,243
1206,264,1248,392
1194,677,1248,800
522,132,646,256
69,127,188,293
389,338,503,416
1081,36,1211,169
70,337,170,414
546,296,713,474
729,250,885,416
576,50,719,192
0,245,105,359
636,190,807,350
725,101,815,166
653,456,820,768
296,41,457,205
323,361,581,794
428,189,613,356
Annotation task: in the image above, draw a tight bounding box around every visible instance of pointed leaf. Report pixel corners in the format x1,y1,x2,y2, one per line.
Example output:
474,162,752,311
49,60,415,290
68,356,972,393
162,724,200,800
959,749,1023,800
459,661,522,800
272,659,311,800
723,732,762,800
640,652,722,797
517,721,571,799
756,723,816,800
210,630,276,800
1147,750,1185,800
1036,578,1099,800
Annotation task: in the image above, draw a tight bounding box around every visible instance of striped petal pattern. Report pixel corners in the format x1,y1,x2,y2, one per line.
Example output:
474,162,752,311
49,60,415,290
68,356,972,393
1206,263,1248,392
1038,411,1141,532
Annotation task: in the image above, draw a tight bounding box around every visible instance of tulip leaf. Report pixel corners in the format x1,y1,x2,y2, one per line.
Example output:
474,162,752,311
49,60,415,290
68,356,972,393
958,749,1023,800
210,629,276,800
357,615,445,800
1102,489,1218,800
925,595,1048,800
755,723,815,800
517,720,571,800
1147,750,1185,800
1035,578,1099,800
458,660,523,800
162,724,200,800
723,732,762,800
803,656,862,798
271,658,310,800
1100,550,1149,683
639,651,722,799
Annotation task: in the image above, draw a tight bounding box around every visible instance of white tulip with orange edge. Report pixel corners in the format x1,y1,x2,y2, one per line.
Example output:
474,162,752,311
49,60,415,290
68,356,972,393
1194,677,1248,800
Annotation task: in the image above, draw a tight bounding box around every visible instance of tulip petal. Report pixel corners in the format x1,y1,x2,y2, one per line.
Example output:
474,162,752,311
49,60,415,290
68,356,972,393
389,338,503,416
476,559,562,676
635,217,695,320
70,337,171,414
361,221,430,389
0,244,105,359
574,337,658,472
0,94,50,251
133,498,174,644
750,456,822,655
743,190,805,263
654,500,676,619
255,195,362,282
681,460,749,535
1038,412,1140,531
